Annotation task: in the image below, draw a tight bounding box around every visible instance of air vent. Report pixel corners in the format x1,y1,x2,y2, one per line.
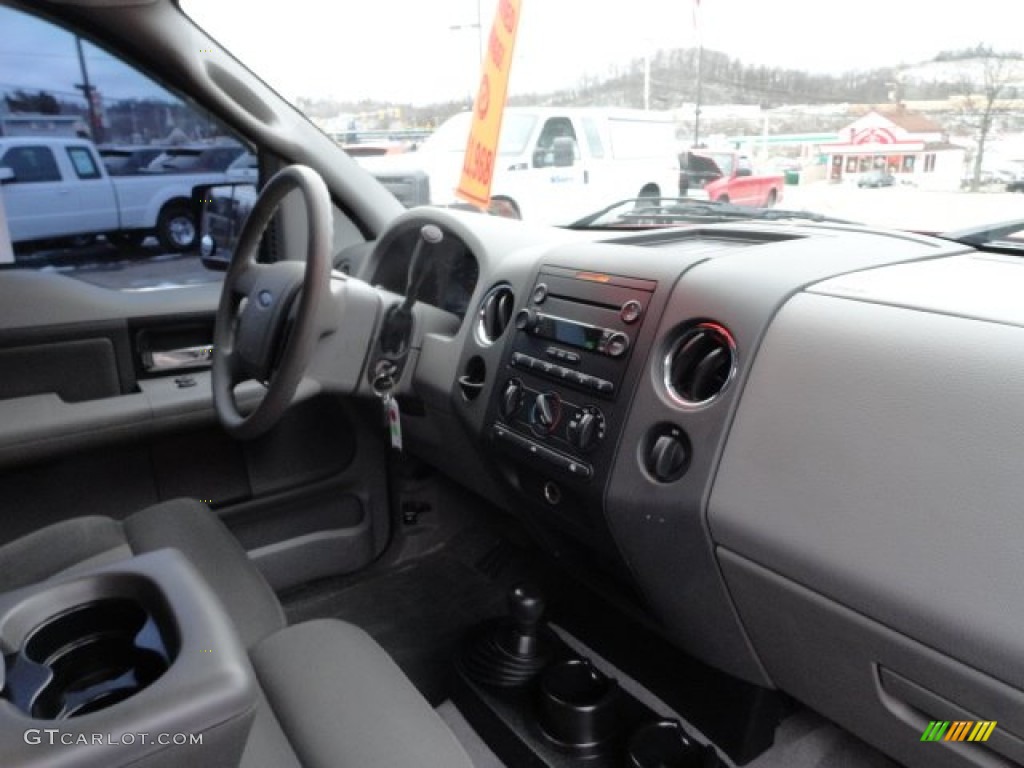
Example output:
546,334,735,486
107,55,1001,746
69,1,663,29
476,286,515,345
664,322,736,406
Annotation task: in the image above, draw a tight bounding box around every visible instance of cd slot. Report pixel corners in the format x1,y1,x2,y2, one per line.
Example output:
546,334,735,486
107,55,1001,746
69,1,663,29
545,292,622,312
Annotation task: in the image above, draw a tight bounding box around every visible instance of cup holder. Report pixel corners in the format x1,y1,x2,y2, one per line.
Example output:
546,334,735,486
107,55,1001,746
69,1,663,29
626,719,720,768
4,598,172,720
538,657,621,751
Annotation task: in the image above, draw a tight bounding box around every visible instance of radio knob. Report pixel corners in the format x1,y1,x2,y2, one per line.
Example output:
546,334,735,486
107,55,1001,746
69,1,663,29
569,407,605,451
532,392,560,433
514,308,538,332
501,379,523,418
605,331,630,358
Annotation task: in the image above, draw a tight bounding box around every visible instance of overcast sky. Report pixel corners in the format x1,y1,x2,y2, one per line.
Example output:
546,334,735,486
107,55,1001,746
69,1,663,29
1,2,1019,107
180,0,1020,104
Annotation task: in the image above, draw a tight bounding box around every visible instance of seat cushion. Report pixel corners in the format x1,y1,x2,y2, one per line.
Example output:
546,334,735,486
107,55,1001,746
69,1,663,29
0,498,285,648
123,498,285,647
246,619,474,768
0,515,128,592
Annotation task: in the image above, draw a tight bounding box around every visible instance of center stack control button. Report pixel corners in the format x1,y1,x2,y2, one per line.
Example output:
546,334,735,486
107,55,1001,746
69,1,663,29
515,308,538,332
490,424,593,481
604,332,630,358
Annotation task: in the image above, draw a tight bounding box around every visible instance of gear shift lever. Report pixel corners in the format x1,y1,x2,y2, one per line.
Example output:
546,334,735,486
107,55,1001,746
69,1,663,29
500,583,545,658
461,583,553,688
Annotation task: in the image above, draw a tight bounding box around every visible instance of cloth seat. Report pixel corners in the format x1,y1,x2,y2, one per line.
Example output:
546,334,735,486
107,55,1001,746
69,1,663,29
0,498,475,767
0,498,285,647
241,620,474,768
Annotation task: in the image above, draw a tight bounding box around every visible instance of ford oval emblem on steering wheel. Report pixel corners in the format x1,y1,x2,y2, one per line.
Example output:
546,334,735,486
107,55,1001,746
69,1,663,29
258,290,273,308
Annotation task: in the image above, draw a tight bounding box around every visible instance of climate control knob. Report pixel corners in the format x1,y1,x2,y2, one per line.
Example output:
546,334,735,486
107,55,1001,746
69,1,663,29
568,407,606,451
501,379,524,419
531,392,561,433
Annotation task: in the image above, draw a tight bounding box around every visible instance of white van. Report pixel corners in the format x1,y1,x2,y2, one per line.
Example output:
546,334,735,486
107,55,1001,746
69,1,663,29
358,107,680,225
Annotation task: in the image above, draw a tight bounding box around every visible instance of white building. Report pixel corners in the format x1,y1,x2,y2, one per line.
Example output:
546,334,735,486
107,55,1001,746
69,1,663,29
822,107,966,191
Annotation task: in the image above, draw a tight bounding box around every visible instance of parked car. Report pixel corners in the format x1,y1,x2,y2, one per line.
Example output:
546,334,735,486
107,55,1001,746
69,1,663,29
679,150,784,206
224,151,258,183
857,169,896,188
0,136,234,250
145,142,246,174
97,145,169,176
1007,178,1024,193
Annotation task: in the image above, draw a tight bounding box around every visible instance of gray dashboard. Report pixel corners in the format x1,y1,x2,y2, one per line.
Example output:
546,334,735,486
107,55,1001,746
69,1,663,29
367,207,1019,767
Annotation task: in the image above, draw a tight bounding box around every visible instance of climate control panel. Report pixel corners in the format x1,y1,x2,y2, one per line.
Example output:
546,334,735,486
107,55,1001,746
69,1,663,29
494,378,608,480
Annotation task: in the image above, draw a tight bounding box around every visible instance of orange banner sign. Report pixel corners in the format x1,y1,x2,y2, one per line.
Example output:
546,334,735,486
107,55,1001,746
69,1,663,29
456,0,522,209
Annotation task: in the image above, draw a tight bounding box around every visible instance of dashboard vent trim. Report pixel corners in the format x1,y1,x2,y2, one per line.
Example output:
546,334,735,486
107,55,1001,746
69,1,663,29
476,285,515,346
664,322,737,407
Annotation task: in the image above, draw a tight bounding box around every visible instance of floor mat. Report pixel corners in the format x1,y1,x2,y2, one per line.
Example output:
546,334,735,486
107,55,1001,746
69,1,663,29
282,529,538,704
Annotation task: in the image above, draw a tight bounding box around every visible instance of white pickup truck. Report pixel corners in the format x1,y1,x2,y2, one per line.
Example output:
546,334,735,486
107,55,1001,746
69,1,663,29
0,136,233,253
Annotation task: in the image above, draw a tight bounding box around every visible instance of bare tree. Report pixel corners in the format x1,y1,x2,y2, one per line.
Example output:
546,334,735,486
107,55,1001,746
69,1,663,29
956,47,1024,191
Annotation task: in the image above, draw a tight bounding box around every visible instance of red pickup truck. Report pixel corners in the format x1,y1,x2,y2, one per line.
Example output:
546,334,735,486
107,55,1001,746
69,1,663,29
679,150,784,207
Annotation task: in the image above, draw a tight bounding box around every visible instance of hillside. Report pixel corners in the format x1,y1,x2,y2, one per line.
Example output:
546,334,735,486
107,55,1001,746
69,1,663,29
301,45,1024,139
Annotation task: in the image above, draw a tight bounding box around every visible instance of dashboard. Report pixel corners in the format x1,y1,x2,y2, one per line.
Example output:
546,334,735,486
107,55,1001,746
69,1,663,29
365,207,1024,768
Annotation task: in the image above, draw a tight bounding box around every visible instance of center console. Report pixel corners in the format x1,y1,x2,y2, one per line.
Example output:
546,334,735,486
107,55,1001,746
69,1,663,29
0,550,257,768
487,266,656,523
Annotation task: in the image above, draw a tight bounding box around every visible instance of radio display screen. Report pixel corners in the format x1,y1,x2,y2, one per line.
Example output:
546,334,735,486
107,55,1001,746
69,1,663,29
538,316,604,350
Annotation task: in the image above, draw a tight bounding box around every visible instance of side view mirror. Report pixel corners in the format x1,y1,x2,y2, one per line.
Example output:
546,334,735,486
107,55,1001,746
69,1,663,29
0,167,15,184
736,166,753,177
193,181,257,272
552,136,576,168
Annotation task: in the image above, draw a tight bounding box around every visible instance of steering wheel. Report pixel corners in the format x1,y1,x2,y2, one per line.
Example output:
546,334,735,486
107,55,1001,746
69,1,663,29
212,164,332,439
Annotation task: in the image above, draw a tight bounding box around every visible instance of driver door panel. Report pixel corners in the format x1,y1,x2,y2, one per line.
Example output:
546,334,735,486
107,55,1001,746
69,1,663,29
0,272,384,589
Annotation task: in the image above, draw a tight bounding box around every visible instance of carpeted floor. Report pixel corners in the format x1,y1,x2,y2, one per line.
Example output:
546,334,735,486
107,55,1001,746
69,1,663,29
282,527,540,704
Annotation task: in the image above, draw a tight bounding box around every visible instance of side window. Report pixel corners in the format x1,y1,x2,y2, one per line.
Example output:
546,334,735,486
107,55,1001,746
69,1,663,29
533,118,579,168
0,4,250,290
581,118,605,159
1,146,61,183
66,146,101,180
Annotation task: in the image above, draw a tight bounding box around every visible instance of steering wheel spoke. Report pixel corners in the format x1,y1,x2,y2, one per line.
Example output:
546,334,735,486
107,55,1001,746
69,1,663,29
232,259,266,297
212,165,332,439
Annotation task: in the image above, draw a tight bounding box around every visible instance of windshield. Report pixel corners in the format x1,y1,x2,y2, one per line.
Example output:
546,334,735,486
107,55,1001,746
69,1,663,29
423,111,538,156
177,2,1024,231
705,153,734,176
1,0,1020,248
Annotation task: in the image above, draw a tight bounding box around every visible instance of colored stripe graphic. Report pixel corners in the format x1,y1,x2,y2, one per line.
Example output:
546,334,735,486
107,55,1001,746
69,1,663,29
921,721,949,741
968,722,997,742
921,720,996,743
945,721,970,741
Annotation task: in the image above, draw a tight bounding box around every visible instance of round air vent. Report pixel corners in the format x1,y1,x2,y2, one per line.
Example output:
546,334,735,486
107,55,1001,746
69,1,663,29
663,322,737,406
476,285,515,345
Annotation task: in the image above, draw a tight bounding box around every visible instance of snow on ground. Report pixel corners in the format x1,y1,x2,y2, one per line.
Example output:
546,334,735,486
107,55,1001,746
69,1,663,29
783,182,1024,234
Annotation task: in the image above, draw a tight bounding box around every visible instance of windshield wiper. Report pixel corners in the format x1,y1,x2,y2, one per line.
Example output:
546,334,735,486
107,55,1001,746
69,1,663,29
567,197,857,229
936,219,1024,252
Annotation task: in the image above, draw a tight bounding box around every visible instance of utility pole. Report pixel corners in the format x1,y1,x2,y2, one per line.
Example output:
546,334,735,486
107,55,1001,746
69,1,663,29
74,35,98,141
450,0,484,105
694,45,703,147
692,0,703,147
644,52,651,110
476,0,483,65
